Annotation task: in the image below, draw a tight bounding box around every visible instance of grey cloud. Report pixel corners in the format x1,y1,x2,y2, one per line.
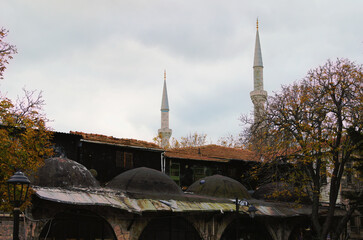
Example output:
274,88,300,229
1,0,362,143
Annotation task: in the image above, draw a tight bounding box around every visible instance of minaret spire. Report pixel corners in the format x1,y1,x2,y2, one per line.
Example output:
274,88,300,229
161,70,169,111
158,70,172,148
250,19,267,123
253,19,263,70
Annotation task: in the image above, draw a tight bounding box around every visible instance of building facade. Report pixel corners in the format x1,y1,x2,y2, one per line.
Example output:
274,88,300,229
1,158,337,240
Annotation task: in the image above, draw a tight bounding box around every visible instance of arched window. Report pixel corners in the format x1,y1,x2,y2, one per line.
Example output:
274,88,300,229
39,210,116,240
139,216,201,240
288,221,313,240
221,217,272,240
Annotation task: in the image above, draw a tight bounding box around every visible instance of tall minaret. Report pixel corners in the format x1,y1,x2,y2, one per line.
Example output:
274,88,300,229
250,19,267,123
158,70,172,148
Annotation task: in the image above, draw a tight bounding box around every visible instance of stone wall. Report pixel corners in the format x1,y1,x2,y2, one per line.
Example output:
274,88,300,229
0,205,304,240
0,214,26,240
0,215,12,240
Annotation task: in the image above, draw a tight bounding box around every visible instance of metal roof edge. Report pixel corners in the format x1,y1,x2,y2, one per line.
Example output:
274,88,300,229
164,155,230,163
80,139,164,152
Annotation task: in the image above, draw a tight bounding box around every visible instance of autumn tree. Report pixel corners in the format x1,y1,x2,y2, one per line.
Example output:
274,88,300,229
217,134,243,148
345,127,363,219
152,133,164,148
348,127,363,178
0,28,17,80
243,59,363,240
154,132,208,149
0,28,53,211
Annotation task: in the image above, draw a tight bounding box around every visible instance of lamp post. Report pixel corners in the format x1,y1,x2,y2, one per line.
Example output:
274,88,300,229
247,204,257,219
235,198,258,240
7,171,30,240
235,198,258,218
235,198,239,240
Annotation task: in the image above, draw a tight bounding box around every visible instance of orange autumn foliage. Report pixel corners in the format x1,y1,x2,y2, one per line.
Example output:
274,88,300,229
0,28,53,211
0,91,53,211
0,28,17,80
244,58,362,240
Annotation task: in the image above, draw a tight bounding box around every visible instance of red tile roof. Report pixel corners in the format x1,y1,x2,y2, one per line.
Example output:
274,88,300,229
70,131,162,150
165,144,259,162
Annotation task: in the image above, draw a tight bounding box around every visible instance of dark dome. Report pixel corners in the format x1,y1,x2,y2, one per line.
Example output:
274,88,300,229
107,167,183,196
32,157,100,188
253,182,311,203
187,175,251,199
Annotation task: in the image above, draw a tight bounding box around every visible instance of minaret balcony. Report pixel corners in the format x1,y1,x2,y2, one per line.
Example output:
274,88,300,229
158,128,172,134
250,90,267,98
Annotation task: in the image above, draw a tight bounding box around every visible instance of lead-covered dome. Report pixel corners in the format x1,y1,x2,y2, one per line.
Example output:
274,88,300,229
32,157,100,188
187,175,251,199
107,167,183,197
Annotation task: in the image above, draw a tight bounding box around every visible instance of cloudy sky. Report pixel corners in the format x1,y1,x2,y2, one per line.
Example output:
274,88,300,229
1,0,362,144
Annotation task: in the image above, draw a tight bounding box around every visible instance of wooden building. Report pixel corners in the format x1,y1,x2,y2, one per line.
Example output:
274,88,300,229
52,132,261,188
163,145,260,190
52,131,164,183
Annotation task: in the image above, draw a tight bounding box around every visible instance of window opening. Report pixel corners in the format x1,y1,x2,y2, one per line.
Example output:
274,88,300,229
170,162,180,186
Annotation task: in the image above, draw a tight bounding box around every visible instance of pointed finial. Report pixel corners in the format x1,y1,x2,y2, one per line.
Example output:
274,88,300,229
256,18,259,30
164,69,166,81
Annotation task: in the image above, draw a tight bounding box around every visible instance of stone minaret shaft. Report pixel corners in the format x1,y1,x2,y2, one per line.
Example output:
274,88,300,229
158,70,172,148
250,19,267,123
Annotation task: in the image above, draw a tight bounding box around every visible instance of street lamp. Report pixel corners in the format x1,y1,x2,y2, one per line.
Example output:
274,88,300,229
247,204,257,219
234,198,258,218
7,171,30,240
235,198,258,239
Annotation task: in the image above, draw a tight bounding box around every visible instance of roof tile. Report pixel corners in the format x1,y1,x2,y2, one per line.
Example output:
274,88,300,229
70,131,162,149
165,144,259,162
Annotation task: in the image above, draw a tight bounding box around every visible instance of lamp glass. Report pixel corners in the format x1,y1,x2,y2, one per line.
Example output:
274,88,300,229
7,171,30,207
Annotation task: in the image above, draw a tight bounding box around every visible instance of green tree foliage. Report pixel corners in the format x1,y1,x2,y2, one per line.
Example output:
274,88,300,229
244,59,363,240
0,28,53,211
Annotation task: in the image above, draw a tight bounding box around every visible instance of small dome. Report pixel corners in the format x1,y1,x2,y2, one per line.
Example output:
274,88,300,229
107,167,183,196
32,157,100,188
187,175,251,199
253,182,311,203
